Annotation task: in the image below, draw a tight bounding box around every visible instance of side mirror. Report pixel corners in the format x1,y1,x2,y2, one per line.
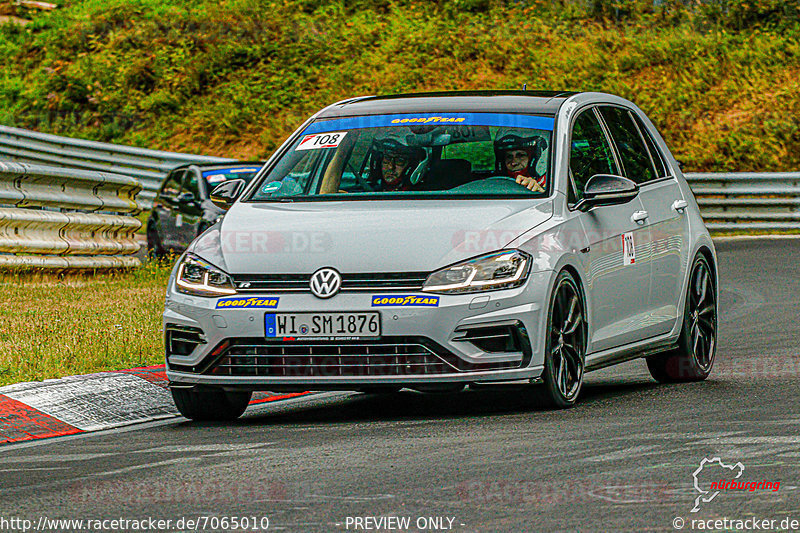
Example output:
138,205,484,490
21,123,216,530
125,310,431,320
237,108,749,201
177,192,196,204
210,179,246,210
574,174,639,212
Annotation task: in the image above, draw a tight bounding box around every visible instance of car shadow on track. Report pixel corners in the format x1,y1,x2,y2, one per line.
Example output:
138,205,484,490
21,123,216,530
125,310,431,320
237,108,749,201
200,378,673,426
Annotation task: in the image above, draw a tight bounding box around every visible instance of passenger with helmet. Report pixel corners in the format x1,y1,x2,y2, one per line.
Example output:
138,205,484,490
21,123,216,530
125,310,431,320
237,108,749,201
494,129,549,193
368,131,426,192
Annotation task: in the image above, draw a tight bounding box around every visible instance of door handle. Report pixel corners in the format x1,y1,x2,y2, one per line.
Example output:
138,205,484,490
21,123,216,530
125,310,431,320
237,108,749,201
672,199,688,213
631,210,649,224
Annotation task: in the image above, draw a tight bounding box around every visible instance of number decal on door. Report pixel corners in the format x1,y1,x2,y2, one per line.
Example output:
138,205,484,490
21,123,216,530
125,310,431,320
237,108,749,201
622,232,636,265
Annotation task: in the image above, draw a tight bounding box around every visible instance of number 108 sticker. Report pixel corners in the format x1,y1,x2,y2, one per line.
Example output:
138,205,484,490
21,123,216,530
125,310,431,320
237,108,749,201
296,131,348,151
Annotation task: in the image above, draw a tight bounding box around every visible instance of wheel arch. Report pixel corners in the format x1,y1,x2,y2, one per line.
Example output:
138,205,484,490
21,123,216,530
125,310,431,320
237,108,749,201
550,256,591,337
694,243,719,316
561,264,587,314
696,245,717,285
687,238,718,300
672,240,718,338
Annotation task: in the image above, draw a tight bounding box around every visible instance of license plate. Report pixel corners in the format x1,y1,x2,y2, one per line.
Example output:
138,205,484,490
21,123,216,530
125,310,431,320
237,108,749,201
265,312,381,338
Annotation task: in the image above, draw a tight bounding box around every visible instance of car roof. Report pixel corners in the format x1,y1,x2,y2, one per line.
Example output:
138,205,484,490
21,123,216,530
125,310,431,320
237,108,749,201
174,161,265,171
317,91,578,118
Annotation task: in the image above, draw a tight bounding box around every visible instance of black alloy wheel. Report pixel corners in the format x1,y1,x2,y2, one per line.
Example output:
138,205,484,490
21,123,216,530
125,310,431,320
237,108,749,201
647,254,717,382
534,270,587,408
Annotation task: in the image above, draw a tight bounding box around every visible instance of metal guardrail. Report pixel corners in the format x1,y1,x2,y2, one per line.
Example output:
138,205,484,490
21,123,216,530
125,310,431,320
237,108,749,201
0,125,233,208
0,161,145,269
685,172,800,232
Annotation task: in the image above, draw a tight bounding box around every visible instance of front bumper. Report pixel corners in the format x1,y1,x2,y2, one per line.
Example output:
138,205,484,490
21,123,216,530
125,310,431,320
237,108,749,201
163,270,553,390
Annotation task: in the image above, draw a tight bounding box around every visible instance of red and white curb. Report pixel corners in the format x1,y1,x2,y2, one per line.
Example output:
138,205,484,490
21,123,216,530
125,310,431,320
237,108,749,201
0,365,306,445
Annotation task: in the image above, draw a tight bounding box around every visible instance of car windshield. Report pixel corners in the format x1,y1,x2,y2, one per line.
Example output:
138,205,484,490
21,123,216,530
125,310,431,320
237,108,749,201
249,113,554,201
203,166,261,188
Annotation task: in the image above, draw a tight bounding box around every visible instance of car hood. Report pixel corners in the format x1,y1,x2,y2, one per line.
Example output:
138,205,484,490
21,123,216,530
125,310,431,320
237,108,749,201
190,199,553,274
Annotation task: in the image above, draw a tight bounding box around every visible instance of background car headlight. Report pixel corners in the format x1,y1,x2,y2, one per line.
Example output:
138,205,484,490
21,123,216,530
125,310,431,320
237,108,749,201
175,254,237,297
422,250,530,294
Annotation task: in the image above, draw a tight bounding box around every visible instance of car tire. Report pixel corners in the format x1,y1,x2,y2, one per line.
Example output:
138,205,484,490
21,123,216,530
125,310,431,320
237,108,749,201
171,387,252,421
147,222,166,260
532,270,587,409
647,254,717,383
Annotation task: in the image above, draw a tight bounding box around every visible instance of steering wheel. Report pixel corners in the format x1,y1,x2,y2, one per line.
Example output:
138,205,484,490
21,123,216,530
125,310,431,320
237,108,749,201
346,161,376,192
485,176,541,191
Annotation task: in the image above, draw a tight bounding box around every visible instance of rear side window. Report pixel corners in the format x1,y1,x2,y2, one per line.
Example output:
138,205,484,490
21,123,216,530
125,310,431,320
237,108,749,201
569,109,620,201
632,114,670,178
599,106,656,184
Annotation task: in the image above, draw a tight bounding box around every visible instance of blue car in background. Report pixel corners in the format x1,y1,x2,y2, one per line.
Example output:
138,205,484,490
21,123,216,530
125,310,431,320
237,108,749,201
147,162,264,257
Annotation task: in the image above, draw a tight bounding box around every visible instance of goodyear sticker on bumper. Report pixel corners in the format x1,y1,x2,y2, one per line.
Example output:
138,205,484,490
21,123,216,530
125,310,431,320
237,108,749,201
216,296,279,309
371,295,439,307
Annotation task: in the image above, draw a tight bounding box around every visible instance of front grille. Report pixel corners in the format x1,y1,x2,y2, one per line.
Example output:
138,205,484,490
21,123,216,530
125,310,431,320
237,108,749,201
231,272,429,292
204,338,520,377
210,341,452,377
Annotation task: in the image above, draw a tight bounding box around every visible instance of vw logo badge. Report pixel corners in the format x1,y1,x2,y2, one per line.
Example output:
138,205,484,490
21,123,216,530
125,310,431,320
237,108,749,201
309,267,341,299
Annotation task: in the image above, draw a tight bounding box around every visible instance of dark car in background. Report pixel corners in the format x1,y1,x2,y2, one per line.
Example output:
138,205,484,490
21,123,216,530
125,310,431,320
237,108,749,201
147,162,264,256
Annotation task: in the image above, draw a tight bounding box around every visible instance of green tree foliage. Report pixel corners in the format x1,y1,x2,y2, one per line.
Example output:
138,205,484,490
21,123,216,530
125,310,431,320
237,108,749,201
0,0,798,171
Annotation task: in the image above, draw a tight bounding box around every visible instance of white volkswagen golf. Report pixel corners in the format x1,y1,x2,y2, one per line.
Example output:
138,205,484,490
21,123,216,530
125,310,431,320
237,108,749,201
163,91,718,420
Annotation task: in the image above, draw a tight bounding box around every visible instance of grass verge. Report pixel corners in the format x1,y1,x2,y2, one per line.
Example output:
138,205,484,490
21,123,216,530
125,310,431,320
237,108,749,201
0,0,798,172
0,261,172,387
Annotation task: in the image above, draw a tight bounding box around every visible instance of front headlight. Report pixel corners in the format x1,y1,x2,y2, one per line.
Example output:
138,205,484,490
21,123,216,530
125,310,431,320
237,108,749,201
422,250,530,294
175,254,237,297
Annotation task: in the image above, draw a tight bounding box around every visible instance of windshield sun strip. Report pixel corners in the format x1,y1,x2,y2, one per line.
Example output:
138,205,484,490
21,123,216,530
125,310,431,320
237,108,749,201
302,112,555,136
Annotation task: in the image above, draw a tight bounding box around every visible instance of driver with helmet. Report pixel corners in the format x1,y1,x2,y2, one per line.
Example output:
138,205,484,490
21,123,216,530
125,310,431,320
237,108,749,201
494,129,549,193
368,131,426,192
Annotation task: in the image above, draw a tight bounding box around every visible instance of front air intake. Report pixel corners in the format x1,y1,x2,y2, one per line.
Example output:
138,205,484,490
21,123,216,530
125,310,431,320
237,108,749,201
165,324,207,357
453,321,530,355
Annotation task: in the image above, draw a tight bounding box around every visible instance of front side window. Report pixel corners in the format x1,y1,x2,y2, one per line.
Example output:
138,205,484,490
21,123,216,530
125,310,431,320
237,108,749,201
569,109,620,201
182,171,199,198
249,113,554,201
599,106,657,184
161,170,184,201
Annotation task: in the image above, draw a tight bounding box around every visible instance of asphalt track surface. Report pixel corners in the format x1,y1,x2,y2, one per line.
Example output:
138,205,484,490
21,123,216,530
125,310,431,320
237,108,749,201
1,238,799,532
